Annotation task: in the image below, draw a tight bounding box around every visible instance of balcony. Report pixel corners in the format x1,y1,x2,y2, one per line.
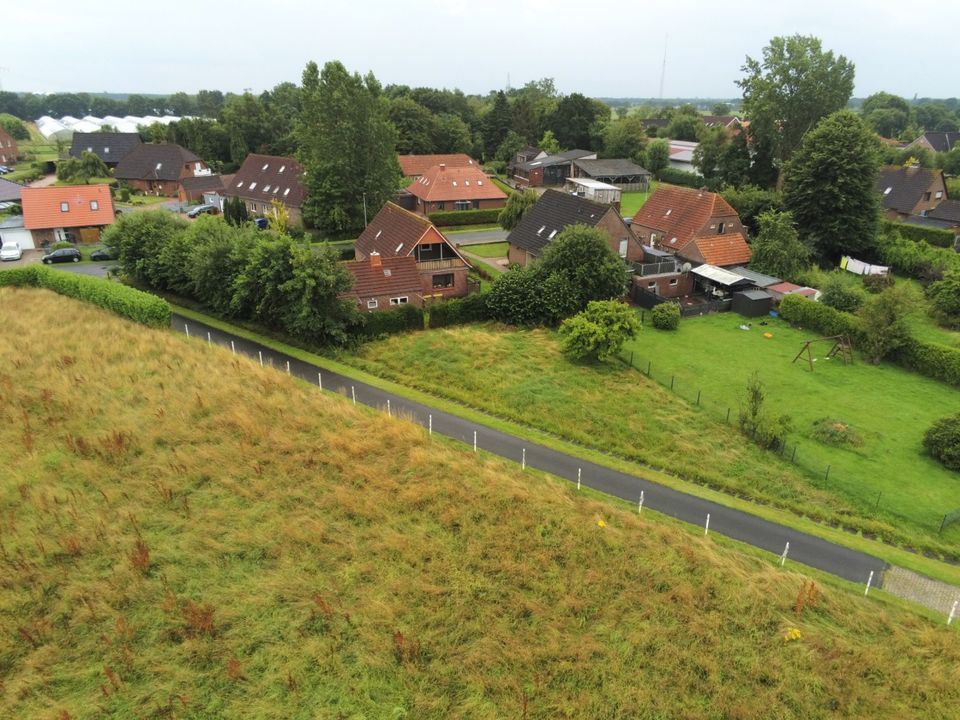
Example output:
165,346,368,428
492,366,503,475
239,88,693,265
416,258,466,271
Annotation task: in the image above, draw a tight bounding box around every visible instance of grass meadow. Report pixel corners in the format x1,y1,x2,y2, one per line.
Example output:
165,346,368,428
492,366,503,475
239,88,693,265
3,286,960,719
344,319,960,557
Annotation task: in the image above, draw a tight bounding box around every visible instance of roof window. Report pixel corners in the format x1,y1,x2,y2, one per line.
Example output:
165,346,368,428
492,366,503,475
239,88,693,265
537,225,546,236
60,202,69,212
86,146,93,152
283,188,290,196
384,268,392,277
665,209,672,216
465,180,470,186
249,182,257,190
279,165,285,173
104,147,109,153
273,187,279,194
452,181,458,187
395,243,404,253
477,180,483,185
884,187,892,195
548,230,557,239
155,163,162,171
262,163,269,171
236,181,244,188
375,229,382,239
263,185,271,193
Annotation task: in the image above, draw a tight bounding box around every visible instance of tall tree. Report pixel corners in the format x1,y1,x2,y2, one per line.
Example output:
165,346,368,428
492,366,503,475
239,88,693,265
432,113,473,154
482,91,512,159
748,210,809,281
601,115,647,161
221,92,274,167
297,61,400,234
645,139,670,175
783,110,881,260
389,97,438,154
738,35,855,185
548,93,606,150
861,91,911,138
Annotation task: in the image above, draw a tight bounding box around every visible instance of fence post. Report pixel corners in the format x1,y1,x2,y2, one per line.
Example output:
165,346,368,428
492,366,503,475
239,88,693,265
874,492,882,511
670,375,675,390
646,360,651,376
790,446,797,463
696,390,701,406
824,465,831,482
725,407,731,424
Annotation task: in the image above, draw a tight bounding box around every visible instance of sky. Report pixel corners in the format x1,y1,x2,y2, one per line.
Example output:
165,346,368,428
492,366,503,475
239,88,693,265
4,0,954,101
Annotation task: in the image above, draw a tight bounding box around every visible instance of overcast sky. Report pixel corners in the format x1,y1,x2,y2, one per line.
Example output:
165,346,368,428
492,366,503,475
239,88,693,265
5,1,953,101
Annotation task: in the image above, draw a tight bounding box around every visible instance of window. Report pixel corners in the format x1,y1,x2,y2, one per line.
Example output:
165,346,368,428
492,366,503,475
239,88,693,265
367,299,378,309
283,188,290,196
647,282,656,290
455,200,470,211
472,200,480,209
924,192,931,201
390,296,409,305
936,191,943,200
60,202,69,212
104,147,109,154
717,222,726,234
436,202,445,210
619,239,628,258
650,233,658,244
432,273,454,289
262,163,269,171
669,278,678,286
279,165,286,173
90,200,99,210
263,185,271,193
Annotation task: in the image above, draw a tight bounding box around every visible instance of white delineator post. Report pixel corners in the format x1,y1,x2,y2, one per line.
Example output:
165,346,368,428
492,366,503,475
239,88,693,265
577,468,581,491
231,340,235,355
387,399,391,417
207,331,211,346
704,513,710,536
428,414,432,436
317,372,322,390
258,351,263,367
473,430,477,453
286,360,290,374
780,541,790,567
948,599,958,626
638,491,644,514
521,448,526,470
864,570,874,596
184,323,190,338
351,386,356,405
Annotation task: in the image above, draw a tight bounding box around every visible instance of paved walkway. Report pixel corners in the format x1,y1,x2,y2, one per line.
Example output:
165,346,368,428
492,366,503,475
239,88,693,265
170,312,888,588
883,567,960,617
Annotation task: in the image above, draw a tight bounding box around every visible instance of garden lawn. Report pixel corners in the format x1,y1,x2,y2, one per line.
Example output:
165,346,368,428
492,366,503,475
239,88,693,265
622,312,960,548
343,320,960,555
459,241,507,258
619,181,658,217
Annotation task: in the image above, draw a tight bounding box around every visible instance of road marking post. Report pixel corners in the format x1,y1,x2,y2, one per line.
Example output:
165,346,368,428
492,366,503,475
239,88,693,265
473,430,477,453
428,414,432,436
864,570,874,596
521,448,526,470
638,490,644,514
230,340,235,355
317,372,322,390
286,360,290,374
184,323,190,338
387,399,391,417
207,331,211,346
258,351,263,367
780,541,790,567
577,467,581,491
351,386,356,405
704,513,710,536
948,599,958,626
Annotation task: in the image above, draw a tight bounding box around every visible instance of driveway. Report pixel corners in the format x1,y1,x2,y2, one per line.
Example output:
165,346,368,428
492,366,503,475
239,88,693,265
449,228,508,245
0,248,43,267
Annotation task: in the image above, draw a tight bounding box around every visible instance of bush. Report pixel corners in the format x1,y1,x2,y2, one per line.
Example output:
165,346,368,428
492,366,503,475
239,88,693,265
889,338,960,388
819,273,865,312
358,304,424,338
427,293,489,328
655,167,705,189
811,418,863,447
923,413,960,471
876,230,959,282
650,302,680,330
558,300,641,362
0,265,171,327
118,187,130,202
882,219,956,249
51,241,73,250
862,273,895,293
926,270,960,328
778,293,864,342
427,209,502,227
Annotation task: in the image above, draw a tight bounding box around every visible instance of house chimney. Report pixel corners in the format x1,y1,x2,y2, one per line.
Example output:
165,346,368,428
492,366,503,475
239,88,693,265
439,163,446,171
370,251,381,267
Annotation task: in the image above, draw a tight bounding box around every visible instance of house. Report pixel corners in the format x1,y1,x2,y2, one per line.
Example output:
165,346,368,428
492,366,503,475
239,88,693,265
68,132,141,168
875,165,947,219
570,158,651,191
398,153,478,179
564,177,621,206
405,163,507,216
630,185,750,268
0,127,18,165
507,146,544,180
668,140,699,173
355,202,473,301
225,154,305,223
114,143,210,197
344,253,425,311
181,174,234,207
506,189,642,266
0,176,23,207
701,115,742,128
905,199,960,243
906,131,960,154
512,149,596,188
19,185,115,247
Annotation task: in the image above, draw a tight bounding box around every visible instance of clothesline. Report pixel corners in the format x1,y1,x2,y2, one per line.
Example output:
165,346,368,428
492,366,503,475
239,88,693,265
840,256,889,276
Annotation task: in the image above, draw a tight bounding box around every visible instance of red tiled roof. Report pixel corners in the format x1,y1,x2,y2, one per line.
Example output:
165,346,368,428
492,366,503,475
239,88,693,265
405,165,507,203
345,255,422,298
356,201,435,259
632,186,739,248
398,153,478,177
228,153,305,208
689,234,752,267
21,185,115,230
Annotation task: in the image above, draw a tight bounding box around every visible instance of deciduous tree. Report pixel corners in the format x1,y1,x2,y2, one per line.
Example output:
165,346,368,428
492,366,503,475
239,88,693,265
559,300,640,362
748,210,809,282
497,189,538,230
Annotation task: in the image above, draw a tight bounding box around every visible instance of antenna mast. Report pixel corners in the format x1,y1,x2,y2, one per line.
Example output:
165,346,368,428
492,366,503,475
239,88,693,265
658,35,668,99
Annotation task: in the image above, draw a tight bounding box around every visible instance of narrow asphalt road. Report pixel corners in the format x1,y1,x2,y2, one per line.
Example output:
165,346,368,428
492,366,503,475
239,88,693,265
170,311,887,587
448,228,508,244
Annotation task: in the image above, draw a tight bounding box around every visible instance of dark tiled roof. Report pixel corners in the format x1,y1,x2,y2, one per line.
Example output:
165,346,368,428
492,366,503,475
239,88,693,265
0,177,23,203
355,201,435,259
69,132,141,164
114,143,201,182
506,189,619,255
927,198,960,224
345,255,422,299
916,132,960,153
573,158,651,179
875,166,942,215
398,154,478,177
228,154,305,209
903,215,957,231
181,174,228,194
702,115,739,127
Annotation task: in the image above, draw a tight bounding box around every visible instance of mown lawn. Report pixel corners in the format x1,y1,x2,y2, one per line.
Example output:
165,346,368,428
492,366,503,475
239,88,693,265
2,286,959,719
344,320,960,555
619,181,659,216
459,241,507,258
622,312,960,547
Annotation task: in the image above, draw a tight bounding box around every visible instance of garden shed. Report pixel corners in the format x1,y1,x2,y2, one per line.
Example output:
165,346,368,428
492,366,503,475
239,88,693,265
732,289,773,317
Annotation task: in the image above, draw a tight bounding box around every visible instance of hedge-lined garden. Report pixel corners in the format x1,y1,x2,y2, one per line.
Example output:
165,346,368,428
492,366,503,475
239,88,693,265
0,265,171,327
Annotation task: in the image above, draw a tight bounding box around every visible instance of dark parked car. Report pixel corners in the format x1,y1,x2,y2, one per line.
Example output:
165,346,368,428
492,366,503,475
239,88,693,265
0,165,12,175
254,217,269,230
41,247,82,264
187,204,217,218
90,247,116,261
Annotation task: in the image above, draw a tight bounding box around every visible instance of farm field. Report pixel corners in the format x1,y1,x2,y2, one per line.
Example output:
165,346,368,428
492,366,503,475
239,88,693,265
344,319,960,555
2,286,959,719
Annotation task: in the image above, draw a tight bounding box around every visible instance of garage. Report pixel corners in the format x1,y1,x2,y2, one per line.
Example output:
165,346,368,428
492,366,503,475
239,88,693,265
0,216,35,250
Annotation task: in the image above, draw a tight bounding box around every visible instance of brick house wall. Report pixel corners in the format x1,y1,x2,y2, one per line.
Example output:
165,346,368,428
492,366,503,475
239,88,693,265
418,265,470,300
507,243,532,266
597,209,643,263
413,197,506,215
633,271,695,299
242,198,303,225
0,133,17,165
514,167,544,187
911,174,947,216
126,179,182,196
354,292,424,312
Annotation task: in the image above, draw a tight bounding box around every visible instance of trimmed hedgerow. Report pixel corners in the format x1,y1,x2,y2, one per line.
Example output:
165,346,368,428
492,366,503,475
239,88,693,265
358,303,424,338
0,265,171,327
427,293,490,328
427,209,502,227
882,219,956,249
778,293,864,343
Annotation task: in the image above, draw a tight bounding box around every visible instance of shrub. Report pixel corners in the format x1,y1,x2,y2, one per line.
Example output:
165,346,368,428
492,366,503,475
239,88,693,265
876,230,959,282
484,266,543,325
427,293,489,328
857,285,916,364
889,338,960,388
923,413,960,471
118,187,130,202
651,302,680,330
738,371,792,451
811,418,863,447
0,265,171,327
358,304,424,338
51,241,73,250
558,300,641,362
882,219,956,249
862,273,895,293
926,270,960,328
655,167,705,189
778,294,864,342
427,209,502,227
819,273,865,312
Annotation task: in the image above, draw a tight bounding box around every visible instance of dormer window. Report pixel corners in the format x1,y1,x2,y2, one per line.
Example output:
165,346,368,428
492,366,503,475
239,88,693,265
717,222,725,234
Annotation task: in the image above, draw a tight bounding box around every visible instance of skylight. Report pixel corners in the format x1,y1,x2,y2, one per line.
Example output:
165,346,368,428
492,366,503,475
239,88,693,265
395,243,404,253
155,163,162,171
884,187,892,195
452,181,458,187
548,230,557,239
537,225,546,236
383,268,392,277
249,182,257,190
665,209,672,215
263,185,271,193
236,182,244,188
273,187,279,194
465,180,470,186
279,165,286,173
283,188,290,196
262,163,269,171
477,180,483,185
375,229,382,239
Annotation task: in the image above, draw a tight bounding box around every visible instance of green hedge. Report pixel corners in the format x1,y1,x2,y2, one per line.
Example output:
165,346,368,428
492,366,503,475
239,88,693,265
358,303,425,337
427,293,490,328
0,265,171,327
427,209,502,227
780,294,960,387
883,219,956,249
655,167,705,189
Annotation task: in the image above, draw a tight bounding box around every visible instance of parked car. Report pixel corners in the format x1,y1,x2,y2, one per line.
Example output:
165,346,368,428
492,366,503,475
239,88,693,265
187,204,217,218
254,217,269,230
0,241,22,261
0,165,12,175
90,247,116,261
41,247,81,264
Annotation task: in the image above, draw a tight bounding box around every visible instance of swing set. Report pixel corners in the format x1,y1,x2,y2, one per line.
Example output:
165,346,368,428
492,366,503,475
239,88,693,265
792,335,854,372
